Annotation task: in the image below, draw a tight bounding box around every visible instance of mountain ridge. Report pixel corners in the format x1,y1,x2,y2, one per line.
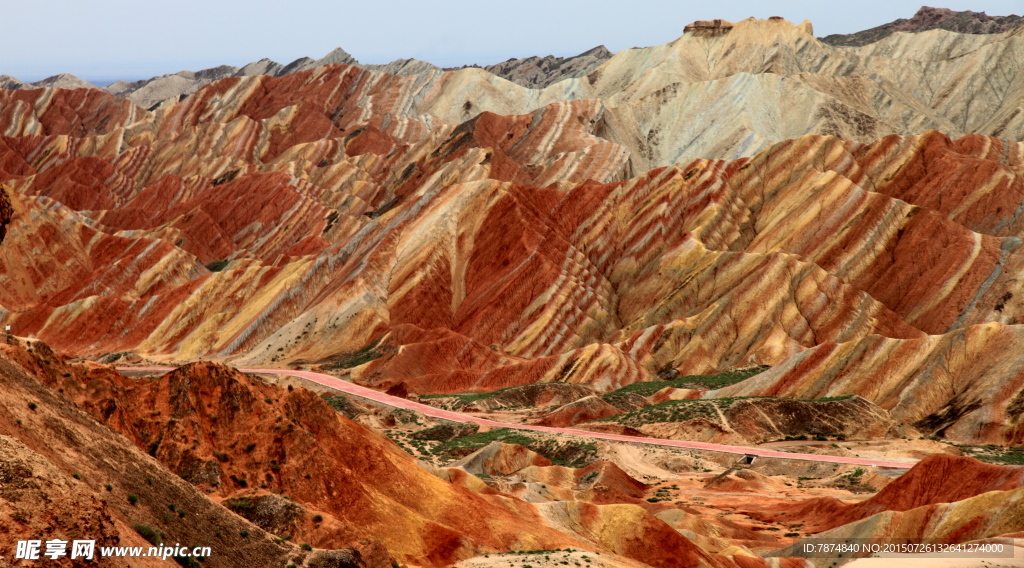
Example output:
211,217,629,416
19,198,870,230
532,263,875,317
822,5,1024,46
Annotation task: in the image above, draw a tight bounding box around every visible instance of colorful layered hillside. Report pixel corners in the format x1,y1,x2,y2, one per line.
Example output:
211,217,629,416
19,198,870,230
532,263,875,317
2,17,1024,447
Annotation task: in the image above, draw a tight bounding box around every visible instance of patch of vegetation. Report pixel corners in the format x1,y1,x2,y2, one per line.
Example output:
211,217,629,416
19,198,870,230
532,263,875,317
600,366,770,406
390,408,420,425
955,444,1024,465
224,497,255,513
323,395,361,418
432,428,539,455
430,428,598,467
173,555,201,568
322,341,384,370
133,524,160,546
127,494,139,505
410,423,479,442
205,260,230,272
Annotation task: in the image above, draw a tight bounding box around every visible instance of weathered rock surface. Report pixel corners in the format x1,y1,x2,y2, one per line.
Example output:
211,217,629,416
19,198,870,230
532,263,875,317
0,186,10,243
454,442,553,476
36,359,583,564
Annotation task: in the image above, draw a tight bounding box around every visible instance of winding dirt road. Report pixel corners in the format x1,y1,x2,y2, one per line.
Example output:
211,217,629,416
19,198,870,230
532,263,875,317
121,366,917,470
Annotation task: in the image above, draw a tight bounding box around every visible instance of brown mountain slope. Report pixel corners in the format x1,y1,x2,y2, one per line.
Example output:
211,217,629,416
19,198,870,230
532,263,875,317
822,6,1024,47
16,355,585,565
2,20,1024,448
0,343,302,568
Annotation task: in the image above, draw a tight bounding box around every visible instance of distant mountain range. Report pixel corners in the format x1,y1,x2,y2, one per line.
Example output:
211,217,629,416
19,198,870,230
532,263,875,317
821,5,1023,46
0,46,613,111
4,6,1022,111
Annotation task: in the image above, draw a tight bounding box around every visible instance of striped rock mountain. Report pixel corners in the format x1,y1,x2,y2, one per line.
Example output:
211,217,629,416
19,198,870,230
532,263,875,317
2,19,1024,446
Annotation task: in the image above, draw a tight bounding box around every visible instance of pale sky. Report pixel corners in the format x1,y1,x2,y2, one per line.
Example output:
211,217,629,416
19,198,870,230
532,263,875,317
4,0,1022,83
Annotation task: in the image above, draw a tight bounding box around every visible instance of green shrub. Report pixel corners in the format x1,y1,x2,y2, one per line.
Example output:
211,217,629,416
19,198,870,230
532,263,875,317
127,494,139,505
205,260,230,272
132,524,160,545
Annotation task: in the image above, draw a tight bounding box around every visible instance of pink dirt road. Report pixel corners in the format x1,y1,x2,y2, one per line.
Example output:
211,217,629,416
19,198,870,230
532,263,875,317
121,366,917,470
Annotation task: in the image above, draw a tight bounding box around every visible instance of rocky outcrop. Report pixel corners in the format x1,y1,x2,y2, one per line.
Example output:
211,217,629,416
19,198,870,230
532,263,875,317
683,19,735,36
822,6,1024,46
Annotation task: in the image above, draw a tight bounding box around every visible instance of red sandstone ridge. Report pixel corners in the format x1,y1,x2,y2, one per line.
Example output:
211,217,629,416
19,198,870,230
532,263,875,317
745,454,1024,531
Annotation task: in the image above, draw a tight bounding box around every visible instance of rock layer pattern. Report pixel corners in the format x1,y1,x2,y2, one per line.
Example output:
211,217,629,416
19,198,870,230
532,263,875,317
2,19,1024,447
